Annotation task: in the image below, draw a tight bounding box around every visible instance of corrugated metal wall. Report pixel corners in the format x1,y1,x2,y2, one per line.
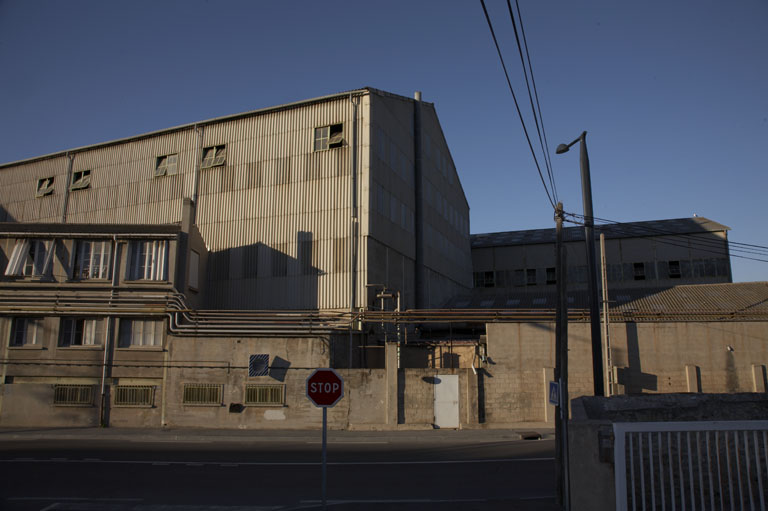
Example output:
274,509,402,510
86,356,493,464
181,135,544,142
0,90,473,311
196,95,369,310
368,93,471,309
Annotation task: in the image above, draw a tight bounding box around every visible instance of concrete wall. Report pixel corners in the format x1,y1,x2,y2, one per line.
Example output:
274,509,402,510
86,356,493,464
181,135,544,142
484,320,768,423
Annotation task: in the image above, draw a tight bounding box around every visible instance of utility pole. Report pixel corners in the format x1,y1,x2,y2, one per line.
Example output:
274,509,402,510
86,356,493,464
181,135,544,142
554,202,570,510
556,132,604,396
600,233,613,396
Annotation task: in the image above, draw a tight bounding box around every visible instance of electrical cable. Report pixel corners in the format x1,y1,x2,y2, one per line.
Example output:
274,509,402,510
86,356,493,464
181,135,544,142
504,0,557,203
480,0,555,209
563,213,768,264
515,0,557,201
564,212,768,258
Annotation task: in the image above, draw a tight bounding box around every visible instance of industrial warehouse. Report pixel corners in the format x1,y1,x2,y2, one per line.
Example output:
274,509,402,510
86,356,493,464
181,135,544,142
0,88,766,430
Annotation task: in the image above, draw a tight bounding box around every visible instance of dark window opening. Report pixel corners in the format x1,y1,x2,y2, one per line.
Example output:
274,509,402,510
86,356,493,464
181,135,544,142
314,124,344,151
526,268,537,286
546,267,556,285
633,262,645,281
70,170,91,190
36,177,54,197
668,260,681,279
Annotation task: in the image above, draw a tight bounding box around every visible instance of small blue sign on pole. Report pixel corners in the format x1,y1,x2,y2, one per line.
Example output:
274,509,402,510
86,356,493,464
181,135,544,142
549,381,560,406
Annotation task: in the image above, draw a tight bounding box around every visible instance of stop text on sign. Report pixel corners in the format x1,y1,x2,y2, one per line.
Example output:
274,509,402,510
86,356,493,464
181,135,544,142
306,368,345,408
309,382,341,394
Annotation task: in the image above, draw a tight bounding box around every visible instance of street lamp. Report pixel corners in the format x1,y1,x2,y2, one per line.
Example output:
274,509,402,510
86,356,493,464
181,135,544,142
556,131,605,397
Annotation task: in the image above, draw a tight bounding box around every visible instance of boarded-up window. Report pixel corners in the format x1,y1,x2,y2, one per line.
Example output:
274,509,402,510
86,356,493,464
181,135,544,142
271,245,288,277
333,238,347,273
242,245,259,278
189,250,200,290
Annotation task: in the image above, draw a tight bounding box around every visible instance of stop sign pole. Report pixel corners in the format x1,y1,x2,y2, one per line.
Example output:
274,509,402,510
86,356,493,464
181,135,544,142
306,368,344,510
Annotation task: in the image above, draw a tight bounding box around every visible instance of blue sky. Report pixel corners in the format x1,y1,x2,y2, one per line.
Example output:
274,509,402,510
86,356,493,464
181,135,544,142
1,0,766,281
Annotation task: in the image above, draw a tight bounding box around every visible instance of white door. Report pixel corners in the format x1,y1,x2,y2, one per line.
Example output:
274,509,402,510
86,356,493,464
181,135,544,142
433,374,459,429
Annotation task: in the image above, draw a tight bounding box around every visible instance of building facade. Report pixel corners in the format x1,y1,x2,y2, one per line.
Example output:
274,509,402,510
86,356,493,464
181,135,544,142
470,217,731,302
0,88,471,312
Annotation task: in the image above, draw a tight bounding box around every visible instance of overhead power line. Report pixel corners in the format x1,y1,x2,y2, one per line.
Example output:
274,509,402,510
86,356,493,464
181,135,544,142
563,212,768,264
506,0,557,203
480,0,555,209
566,212,768,258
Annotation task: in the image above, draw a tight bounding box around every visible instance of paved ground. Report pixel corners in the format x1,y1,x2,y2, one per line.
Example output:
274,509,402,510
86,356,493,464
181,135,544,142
0,425,561,511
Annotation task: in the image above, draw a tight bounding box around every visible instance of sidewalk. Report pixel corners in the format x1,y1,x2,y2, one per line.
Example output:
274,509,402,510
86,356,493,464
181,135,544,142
0,423,554,443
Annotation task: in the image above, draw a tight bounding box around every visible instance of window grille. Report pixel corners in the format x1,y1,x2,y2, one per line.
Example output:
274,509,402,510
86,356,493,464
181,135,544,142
114,385,154,406
36,177,55,197
54,384,93,406
245,384,284,406
73,239,112,279
70,169,91,190
154,153,178,176
182,383,222,405
201,145,226,168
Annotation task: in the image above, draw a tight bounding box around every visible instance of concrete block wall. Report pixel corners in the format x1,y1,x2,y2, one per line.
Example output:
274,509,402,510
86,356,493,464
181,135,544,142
485,320,768,423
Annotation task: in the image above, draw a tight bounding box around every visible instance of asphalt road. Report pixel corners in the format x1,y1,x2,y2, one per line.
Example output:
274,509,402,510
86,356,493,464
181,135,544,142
0,429,559,510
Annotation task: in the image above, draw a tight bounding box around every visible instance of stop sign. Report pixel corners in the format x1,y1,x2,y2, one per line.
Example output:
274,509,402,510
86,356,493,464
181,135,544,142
306,368,344,408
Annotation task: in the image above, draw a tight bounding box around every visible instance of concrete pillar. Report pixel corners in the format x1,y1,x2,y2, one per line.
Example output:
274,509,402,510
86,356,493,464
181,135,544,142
752,364,767,392
385,342,398,425
685,365,701,392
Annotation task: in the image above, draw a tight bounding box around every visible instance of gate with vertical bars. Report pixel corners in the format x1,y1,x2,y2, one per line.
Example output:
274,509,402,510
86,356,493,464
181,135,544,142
613,421,768,511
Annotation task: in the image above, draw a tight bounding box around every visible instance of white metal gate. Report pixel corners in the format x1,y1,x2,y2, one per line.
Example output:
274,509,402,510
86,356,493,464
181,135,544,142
614,421,768,511
434,375,459,429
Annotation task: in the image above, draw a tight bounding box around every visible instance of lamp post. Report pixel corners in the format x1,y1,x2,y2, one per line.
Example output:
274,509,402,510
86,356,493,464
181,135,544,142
556,131,605,397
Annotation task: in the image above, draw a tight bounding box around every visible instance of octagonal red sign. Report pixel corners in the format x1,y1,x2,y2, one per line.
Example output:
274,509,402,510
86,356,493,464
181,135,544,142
306,368,344,408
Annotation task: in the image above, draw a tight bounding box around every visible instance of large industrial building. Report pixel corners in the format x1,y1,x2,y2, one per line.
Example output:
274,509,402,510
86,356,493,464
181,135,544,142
0,87,765,431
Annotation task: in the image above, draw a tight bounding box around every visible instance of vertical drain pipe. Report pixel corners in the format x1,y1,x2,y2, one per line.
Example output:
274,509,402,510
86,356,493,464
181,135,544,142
60,152,75,223
99,235,119,427
413,91,424,309
348,94,359,368
191,124,203,225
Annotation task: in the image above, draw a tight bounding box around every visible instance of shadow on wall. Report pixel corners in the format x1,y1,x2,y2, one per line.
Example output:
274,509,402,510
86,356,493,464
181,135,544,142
615,322,658,394
205,231,320,309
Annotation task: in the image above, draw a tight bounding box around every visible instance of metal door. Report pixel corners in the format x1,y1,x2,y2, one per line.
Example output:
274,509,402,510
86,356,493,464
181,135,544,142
434,374,459,429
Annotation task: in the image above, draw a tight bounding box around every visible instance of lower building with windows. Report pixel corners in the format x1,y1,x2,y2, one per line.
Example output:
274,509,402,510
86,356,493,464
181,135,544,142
469,217,732,306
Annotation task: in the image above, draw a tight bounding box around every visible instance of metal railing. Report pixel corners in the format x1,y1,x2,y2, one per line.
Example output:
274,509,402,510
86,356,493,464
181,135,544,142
114,385,154,407
53,384,93,406
614,421,768,511
245,384,284,406
182,383,222,405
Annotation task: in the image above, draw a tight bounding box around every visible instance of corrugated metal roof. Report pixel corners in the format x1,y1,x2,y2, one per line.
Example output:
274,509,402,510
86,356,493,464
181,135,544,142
471,217,730,248
442,282,768,321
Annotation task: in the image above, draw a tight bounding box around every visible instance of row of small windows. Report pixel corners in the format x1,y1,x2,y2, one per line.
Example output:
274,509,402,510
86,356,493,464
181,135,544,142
34,123,345,198
473,259,729,288
9,317,163,348
426,224,467,267
474,268,556,288
4,239,167,281
48,383,284,407
424,179,468,236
